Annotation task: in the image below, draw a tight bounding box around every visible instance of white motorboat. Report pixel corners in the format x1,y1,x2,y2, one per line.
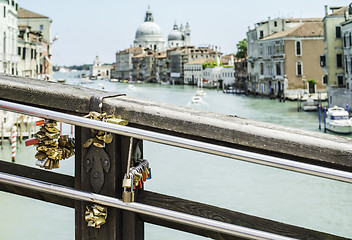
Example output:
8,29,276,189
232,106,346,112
325,106,352,134
191,94,201,104
196,89,206,96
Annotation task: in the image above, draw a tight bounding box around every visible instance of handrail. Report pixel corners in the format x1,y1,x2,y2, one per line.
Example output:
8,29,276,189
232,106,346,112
0,172,296,240
1,99,352,184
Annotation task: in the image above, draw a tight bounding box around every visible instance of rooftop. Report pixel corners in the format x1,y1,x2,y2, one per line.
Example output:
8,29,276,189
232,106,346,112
262,22,324,40
18,7,49,19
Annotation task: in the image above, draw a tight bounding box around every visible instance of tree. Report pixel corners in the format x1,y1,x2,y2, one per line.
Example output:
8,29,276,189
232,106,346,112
236,39,247,58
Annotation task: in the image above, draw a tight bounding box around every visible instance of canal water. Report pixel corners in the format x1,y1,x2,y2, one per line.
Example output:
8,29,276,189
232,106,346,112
0,71,351,239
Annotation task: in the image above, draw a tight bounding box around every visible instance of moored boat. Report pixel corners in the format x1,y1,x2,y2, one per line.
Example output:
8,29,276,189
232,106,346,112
326,106,352,134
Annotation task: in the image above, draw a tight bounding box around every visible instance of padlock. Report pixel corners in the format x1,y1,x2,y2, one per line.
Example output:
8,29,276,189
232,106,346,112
25,137,39,146
122,174,133,188
122,188,132,202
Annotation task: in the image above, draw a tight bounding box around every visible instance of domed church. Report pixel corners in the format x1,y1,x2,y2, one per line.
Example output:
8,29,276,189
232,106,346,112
134,7,165,51
134,7,191,51
168,22,191,48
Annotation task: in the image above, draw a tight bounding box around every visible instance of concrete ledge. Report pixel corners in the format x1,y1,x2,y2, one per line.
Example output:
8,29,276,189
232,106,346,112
0,74,352,168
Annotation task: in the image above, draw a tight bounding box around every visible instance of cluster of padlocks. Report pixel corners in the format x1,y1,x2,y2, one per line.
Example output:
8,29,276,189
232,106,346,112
83,111,128,148
85,205,108,229
122,159,151,203
27,120,75,170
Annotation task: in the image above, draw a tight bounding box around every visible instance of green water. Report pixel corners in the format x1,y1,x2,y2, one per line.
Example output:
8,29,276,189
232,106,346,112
0,71,351,239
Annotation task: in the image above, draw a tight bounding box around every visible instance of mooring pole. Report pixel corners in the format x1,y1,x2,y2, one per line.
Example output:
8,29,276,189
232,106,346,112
318,105,321,130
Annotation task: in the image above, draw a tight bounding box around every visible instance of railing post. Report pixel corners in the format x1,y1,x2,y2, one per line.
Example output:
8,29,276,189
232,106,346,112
74,126,144,240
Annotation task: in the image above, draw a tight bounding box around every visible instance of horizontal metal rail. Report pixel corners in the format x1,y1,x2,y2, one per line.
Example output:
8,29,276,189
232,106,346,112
1,100,352,184
0,172,295,240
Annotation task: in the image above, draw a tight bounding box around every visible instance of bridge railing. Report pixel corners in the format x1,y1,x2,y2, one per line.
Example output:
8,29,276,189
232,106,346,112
0,73,351,239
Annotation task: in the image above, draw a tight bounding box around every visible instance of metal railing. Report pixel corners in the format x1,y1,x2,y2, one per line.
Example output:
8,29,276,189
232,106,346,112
1,99,351,184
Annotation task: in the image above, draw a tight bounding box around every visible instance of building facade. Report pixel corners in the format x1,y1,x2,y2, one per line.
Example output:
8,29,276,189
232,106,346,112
247,17,325,98
90,55,114,79
134,8,165,52
17,7,53,79
115,47,143,80
0,0,19,74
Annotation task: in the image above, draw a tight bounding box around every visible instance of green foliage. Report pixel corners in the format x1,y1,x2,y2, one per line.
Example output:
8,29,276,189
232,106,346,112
308,79,317,85
202,61,222,69
236,38,247,58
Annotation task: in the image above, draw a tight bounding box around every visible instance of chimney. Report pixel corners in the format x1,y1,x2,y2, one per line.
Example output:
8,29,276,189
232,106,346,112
268,17,271,34
345,9,349,20
325,5,328,16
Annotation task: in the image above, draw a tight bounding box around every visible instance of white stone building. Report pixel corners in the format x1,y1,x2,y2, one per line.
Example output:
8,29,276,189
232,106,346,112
184,58,211,86
90,55,114,79
168,22,191,48
134,8,165,51
0,0,19,74
18,7,52,43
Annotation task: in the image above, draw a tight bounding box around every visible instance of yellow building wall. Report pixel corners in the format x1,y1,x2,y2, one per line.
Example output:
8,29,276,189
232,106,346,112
324,16,345,86
284,39,325,91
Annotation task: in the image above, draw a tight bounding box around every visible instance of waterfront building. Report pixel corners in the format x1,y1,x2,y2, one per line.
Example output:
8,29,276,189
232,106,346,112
167,22,191,48
116,7,194,83
234,57,248,92
321,6,352,107
167,46,221,84
18,7,52,44
115,47,143,80
132,50,157,82
184,58,212,86
134,7,165,52
202,59,235,88
0,0,19,74
156,51,167,82
17,25,42,78
17,7,53,79
90,55,114,79
247,17,325,98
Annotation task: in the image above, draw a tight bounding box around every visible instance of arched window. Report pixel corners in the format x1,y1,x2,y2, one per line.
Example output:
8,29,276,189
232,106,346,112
296,41,301,56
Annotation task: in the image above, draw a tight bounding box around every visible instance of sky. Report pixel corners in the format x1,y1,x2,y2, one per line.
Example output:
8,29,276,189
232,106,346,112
18,0,351,66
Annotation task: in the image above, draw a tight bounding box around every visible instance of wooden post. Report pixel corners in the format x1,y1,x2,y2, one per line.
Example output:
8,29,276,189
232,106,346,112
75,126,144,240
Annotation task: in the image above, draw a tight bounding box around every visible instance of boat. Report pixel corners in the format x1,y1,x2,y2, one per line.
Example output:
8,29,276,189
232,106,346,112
325,106,352,134
57,79,66,83
191,94,201,104
196,89,206,96
302,97,318,111
110,78,119,82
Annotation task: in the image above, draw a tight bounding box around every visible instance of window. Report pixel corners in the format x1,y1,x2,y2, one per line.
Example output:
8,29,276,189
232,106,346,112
336,26,341,38
320,55,326,67
296,41,301,56
274,21,277,27
3,6,5,18
40,25,44,31
337,53,343,67
22,47,26,60
259,30,264,39
344,35,347,47
350,32,352,46
260,63,264,75
296,62,302,76
323,75,328,85
337,75,344,86
31,49,34,59
276,62,281,75
17,46,20,56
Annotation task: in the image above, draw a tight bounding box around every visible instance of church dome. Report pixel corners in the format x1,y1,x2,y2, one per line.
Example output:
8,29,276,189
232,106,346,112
135,21,163,39
168,29,183,41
